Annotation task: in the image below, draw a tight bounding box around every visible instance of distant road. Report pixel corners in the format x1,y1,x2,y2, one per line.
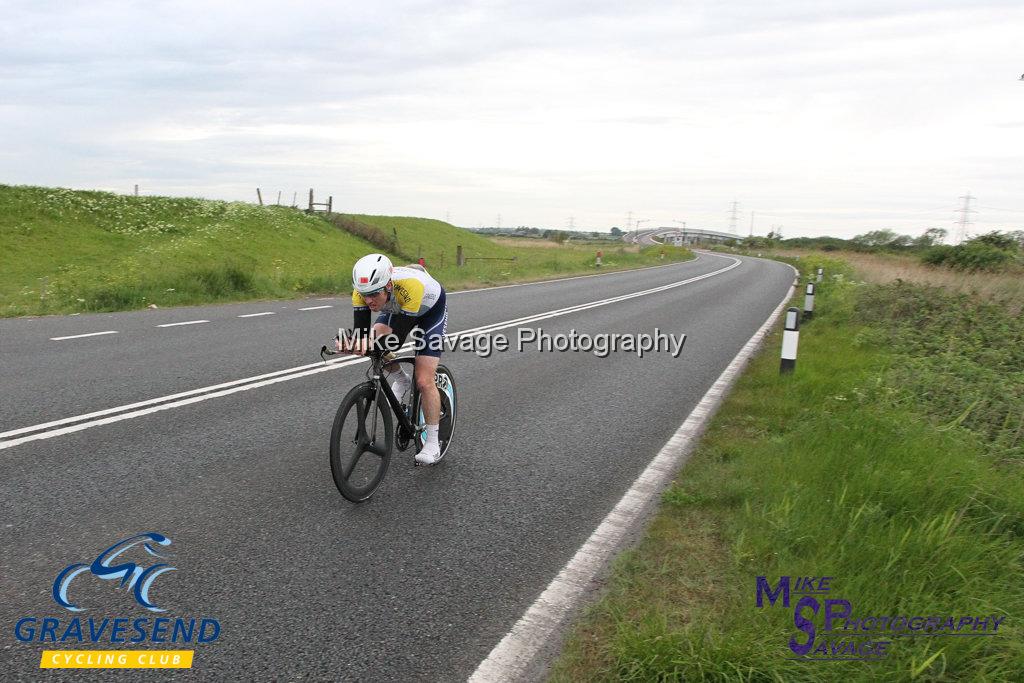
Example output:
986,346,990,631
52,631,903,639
624,228,683,245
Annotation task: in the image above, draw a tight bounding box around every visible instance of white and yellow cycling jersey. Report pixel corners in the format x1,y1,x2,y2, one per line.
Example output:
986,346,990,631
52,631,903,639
351,266,443,317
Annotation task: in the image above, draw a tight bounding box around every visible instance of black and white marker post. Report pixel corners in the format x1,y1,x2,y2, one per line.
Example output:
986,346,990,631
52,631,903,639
803,282,816,321
780,307,800,374
816,267,823,282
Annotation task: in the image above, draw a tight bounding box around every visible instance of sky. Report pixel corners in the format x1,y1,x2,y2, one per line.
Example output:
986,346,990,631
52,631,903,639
2,0,1023,239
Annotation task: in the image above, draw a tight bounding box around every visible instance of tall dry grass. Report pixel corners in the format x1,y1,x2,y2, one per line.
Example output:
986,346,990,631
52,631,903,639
779,249,1024,315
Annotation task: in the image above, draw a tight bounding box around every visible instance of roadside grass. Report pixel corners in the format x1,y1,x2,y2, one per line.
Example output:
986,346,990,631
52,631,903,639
489,236,634,250
431,243,690,292
1,185,693,316
347,213,687,290
551,258,1024,681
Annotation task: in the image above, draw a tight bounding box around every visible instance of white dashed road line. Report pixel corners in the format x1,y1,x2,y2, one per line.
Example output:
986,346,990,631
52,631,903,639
40,259,701,342
49,331,119,341
2,257,741,450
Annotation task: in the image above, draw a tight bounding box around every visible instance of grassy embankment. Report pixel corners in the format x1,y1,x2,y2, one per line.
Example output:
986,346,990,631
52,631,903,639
0,185,691,317
349,214,667,292
551,254,1024,681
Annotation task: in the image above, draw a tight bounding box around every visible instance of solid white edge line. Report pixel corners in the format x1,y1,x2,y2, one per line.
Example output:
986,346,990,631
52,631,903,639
467,263,799,683
0,359,354,439
238,312,276,318
156,320,209,327
49,331,119,341
0,356,374,448
298,305,333,311
0,256,742,448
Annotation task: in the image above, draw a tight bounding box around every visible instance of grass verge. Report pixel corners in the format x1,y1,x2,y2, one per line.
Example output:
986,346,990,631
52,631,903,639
1,185,693,316
550,256,1024,681
346,213,688,291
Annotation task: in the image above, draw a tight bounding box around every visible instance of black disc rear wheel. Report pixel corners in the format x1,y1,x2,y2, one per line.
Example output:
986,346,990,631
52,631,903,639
413,365,458,462
329,383,393,502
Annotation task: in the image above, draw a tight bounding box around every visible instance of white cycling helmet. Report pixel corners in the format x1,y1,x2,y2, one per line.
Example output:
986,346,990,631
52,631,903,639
352,253,394,294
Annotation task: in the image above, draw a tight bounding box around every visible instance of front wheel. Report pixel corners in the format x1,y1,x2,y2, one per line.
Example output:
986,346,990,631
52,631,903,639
413,365,457,462
330,382,394,502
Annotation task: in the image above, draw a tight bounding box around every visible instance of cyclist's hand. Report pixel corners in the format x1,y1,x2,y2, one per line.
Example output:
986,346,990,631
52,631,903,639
336,336,369,355
350,337,370,356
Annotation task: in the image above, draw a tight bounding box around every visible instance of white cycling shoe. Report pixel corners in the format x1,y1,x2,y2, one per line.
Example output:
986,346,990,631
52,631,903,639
415,442,442,466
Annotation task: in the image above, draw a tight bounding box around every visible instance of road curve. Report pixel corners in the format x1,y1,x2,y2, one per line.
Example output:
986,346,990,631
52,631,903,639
0,253,794,680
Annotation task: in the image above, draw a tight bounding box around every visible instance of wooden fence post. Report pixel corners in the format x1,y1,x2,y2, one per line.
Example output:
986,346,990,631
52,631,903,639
456,245,465,267
308,189,314,212
256,188,263,206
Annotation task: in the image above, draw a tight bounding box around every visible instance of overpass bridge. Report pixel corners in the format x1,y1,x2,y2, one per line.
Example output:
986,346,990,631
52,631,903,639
625,227,740,246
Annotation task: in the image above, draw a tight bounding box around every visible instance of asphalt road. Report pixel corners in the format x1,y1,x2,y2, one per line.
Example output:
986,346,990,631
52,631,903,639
0,253,794,681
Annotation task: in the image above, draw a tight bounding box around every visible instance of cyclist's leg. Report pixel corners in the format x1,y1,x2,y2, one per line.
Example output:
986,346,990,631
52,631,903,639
415,355,440,423
415,296,448,423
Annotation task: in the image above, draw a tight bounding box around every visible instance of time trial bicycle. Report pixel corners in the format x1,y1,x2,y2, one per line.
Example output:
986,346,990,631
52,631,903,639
319,343,457,502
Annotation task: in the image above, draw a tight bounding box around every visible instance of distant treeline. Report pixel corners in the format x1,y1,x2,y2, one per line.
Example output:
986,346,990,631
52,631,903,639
743,228,1024,272
472,226,621,242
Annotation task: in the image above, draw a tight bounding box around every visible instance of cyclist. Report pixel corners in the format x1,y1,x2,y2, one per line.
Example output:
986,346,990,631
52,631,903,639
339,253,449,465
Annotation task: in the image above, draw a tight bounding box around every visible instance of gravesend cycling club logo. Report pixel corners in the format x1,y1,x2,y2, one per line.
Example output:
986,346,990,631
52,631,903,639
12,532,222,670
53,532,176,612
756,575,1006,661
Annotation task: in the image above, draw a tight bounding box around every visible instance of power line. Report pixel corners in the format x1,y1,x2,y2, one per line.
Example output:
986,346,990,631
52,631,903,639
728,200,739,233
954,193,976,244
978,205,1024,214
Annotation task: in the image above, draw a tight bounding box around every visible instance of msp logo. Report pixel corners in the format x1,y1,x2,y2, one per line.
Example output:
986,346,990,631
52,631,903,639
12,532,221,670
756,575,1006,661
54,532,176,613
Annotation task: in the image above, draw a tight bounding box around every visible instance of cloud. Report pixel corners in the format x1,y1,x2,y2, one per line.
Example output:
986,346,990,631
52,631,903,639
1,0,1023,237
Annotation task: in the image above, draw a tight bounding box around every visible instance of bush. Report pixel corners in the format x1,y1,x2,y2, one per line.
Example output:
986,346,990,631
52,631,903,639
921,241,1016,271
974,231,1021,252
921,244,955,266
327,215,409,260
954,241,1015,270
855,282,1024,458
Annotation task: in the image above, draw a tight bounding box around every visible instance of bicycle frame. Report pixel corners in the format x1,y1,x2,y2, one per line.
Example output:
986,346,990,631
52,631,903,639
320,344,427,445
364,353,423,442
